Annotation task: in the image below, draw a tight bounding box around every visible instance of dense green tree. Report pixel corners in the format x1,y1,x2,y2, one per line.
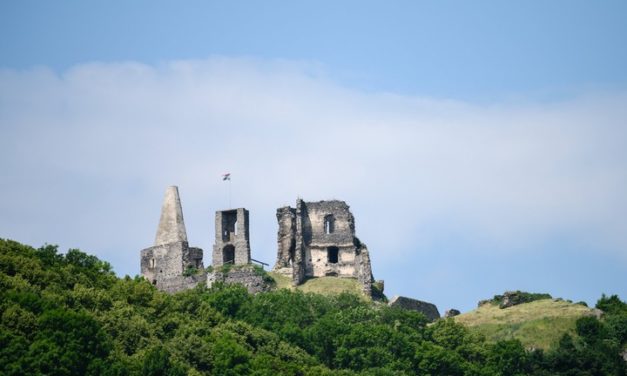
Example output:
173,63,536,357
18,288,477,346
26,309,111,375
142,345,186,376
1,239,626,375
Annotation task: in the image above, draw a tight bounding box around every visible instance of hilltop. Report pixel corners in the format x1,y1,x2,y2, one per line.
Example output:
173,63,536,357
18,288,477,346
455,298,600,349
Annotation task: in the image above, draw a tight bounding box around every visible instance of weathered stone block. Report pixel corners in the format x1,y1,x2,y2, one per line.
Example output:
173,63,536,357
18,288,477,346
388,296,440,322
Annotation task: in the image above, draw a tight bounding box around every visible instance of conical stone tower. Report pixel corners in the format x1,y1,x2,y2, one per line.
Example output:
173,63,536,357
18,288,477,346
154,186,188,245
140,186,205,292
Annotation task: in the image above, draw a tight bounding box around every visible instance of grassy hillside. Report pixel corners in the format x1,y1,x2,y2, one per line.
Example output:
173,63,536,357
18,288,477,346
455,299,599,349
268,272,366,298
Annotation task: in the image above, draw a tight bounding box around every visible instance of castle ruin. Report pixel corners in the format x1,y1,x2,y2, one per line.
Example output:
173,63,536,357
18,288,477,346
273,199,376,296
140,186,270,293
139,186,206,292
140,188,380,298
212,208,251,267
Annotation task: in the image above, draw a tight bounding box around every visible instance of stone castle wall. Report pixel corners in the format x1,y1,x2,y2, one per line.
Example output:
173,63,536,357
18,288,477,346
273,199,378,296
206,265,273,294
158,272,207,293
141,188,382,300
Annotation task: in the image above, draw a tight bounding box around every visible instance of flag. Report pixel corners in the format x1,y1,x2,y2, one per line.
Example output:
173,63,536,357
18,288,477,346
222,173,231,181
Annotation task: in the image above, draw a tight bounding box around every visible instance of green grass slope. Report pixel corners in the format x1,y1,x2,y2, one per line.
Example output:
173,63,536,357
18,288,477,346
267,272,367,298
454,298,599,349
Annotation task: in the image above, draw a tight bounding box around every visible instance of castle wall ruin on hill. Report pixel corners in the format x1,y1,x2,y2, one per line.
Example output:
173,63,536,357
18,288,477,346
273,199,376,296
140,186,206,293
139,187,381,299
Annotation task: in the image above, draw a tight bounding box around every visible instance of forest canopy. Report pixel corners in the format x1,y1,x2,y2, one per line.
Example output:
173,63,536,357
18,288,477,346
0,239,625,375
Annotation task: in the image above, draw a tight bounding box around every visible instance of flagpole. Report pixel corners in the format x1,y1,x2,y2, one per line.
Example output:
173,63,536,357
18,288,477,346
223,173,232,209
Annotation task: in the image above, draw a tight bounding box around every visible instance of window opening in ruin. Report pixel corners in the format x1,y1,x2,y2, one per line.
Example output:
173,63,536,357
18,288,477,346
324,215,335,234
327,246,339,264
288,239,295,265
150,258,155,268
222,211,238,241
152,279,157,285
223,245,235,264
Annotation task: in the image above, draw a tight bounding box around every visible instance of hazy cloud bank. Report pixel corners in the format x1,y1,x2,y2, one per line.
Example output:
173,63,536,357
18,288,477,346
1,57,626,310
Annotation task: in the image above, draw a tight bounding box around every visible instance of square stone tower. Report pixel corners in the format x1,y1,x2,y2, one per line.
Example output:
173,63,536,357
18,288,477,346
212,208,251,267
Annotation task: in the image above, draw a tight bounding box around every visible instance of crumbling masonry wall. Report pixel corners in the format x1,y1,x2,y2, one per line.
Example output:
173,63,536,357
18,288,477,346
206,265,273,294
273,199,377,296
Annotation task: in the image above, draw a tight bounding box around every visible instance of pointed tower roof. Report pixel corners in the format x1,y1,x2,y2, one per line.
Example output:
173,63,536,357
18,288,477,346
154,186,188,246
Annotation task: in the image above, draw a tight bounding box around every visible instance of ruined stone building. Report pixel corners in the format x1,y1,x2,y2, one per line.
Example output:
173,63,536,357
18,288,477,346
140,190,381,299
140,186,268,293
139,186,206,292
273,199,377,296
140,187,441,318
212,208,251,267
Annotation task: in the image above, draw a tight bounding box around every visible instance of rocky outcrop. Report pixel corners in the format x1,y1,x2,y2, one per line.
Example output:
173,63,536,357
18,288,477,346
499,291,552,309
477,291,553,309
445,309,461,318
388,296,440,322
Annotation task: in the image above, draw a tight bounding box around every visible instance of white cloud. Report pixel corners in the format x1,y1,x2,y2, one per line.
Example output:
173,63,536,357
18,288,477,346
1,57,626,310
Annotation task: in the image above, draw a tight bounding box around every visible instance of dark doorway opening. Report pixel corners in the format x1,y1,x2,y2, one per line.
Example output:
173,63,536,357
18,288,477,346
223,245,235,264
327,246,339,264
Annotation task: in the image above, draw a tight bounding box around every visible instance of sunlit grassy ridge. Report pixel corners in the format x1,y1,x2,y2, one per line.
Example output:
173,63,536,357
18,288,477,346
267,272,367,298
455,299,598,349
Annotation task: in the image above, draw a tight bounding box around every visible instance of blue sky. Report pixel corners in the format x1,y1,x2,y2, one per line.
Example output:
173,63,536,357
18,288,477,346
1,1,626,312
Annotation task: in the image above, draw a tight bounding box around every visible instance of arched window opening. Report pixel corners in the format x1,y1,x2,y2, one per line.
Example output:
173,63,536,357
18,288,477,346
327,246,339,264
324,215,335,234
223,245,235,264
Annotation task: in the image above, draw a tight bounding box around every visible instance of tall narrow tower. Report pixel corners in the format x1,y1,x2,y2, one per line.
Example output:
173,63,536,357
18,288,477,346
140,186,204,291
154,186,188,246
212,208,251,267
